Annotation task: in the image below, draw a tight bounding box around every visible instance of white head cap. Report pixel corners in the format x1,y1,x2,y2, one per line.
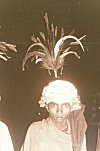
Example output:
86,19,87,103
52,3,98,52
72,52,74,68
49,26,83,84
39,80,81,110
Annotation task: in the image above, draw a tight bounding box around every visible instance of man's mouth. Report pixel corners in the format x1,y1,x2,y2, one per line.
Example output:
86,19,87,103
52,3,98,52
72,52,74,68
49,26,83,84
56,117,63,120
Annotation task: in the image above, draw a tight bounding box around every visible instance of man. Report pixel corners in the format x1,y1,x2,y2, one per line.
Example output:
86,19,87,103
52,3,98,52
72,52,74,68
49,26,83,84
0,42,17,151
20,80,87,151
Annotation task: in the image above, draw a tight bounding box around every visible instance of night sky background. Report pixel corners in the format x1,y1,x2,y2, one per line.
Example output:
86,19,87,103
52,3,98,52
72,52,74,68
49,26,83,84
0,0,100,151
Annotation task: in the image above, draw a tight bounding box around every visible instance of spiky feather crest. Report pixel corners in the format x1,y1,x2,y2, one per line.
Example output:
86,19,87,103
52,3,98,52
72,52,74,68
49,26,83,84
0,41,17,61
22,13,86,78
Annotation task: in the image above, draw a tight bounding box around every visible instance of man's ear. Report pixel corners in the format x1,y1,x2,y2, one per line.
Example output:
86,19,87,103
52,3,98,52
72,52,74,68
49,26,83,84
45,104,49,112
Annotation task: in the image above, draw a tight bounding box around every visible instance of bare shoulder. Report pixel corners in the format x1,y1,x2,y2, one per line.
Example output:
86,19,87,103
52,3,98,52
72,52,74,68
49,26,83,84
28,119,47,132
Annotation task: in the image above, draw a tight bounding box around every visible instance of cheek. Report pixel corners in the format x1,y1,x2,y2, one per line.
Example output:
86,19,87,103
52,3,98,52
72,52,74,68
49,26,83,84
65,111,71,118
63,106,71,112
49,108,57,115
48,108,57,118
62,108,71,116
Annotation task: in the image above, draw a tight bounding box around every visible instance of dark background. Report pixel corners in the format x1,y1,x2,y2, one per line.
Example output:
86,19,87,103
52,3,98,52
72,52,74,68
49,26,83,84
0,0,100,150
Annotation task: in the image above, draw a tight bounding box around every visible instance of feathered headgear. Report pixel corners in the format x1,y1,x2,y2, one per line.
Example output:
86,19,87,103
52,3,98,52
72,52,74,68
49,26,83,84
22,13,86,78
0,41,17,61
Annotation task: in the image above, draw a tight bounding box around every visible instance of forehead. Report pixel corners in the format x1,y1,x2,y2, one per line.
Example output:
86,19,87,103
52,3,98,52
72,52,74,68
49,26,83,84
48,102,70,106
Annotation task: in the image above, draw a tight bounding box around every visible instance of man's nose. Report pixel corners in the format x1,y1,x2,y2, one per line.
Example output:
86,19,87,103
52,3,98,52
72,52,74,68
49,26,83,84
56,105,63,113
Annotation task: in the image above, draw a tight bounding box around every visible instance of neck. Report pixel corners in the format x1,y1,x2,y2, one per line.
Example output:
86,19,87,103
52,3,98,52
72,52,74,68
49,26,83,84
60,119,71,134
49,117,71,134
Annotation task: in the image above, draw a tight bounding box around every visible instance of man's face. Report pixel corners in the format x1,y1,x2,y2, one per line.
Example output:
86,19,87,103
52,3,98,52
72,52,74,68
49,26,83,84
46,102,71,129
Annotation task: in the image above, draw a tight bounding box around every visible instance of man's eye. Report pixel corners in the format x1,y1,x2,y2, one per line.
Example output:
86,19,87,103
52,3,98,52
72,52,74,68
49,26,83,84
50,103,56,107
51,104,55,107
63,103,70,107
